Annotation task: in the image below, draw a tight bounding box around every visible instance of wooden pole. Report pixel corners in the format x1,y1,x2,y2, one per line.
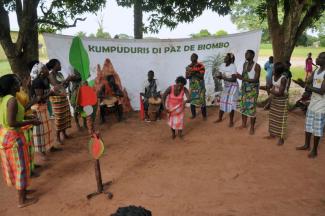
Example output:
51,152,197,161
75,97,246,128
95,159,103,193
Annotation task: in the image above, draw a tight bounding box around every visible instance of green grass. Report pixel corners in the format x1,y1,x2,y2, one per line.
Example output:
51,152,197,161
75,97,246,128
259,43,324,58
260,66,305,82
0,60,11,76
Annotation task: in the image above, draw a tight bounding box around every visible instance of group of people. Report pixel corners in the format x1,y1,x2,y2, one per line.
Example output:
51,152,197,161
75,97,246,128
0,58,131,207
162,51,325,159
1,50,325,208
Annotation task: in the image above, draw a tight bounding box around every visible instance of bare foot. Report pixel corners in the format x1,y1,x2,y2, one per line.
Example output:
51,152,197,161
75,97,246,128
214,119,222,123
172,134,176,140
56,139,63,145
26,189,37,195
249,127,255,135
264,135,276,139
63,133,71,139
277,138,284,145
229,122,234,127
236,125,247,130
296,145,310,151
18,197,38,208
308,151,317,158
30,171,40,178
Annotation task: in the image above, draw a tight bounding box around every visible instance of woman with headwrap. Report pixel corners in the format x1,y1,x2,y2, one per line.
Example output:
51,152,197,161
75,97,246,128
0,74,41,208
30,63,55,159
47,59,72,144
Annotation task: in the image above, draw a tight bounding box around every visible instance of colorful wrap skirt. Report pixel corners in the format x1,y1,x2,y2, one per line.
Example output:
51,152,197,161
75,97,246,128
269,96,289,139
31,103,53,152
21,125,35,174
189,79,206,107
50,95,72,131
0,127,30,190
239,82,259,117
220,81,239,112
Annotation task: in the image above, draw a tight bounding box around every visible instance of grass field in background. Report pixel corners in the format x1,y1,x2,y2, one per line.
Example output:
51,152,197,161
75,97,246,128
259,44,323,58
0,60,11,76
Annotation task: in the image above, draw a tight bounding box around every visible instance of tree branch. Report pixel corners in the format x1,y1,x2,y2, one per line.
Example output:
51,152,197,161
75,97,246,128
0,2,16,58
37,17,86,28
266,0,280,29
40,2,54,17
295,1,323,42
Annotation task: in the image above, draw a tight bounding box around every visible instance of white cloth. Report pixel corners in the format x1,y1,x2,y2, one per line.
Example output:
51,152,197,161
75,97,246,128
272,75,288,94
309,69,325,113
142,79,160,93
246,62,256,79
30,63,46,81
219,63,237,79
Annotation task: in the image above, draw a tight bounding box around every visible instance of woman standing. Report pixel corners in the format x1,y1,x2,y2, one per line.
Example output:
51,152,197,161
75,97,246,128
30,63,55,159
186,53,207,120
237,50,261,135
162,76,190,139
16,77,40,177
214,53,239,127
266,62,289,145
0,74,40,207
47,59,72,144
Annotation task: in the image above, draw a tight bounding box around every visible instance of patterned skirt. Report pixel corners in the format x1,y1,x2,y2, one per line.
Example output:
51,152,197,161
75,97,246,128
21,125,35,174
190,79,206,107
0,127,30,190
31,103,53,152
168,104,184,130
50,96,72,131
239,84,259,117
220,81,239,113
269,96,288,139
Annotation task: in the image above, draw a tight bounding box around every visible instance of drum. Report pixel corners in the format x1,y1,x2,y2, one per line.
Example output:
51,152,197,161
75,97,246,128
148,97,162,105
148,103,161,121
103,97,118,107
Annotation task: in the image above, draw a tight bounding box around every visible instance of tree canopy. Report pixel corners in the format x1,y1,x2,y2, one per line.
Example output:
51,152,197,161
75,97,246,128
0,0,106,79
230,0,325,40
117,0,235,38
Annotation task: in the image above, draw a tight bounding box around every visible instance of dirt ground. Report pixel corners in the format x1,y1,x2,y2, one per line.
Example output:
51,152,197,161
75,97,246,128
1,107,325,216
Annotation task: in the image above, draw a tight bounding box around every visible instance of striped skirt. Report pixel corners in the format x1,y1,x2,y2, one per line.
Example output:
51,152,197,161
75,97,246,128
50,96,72,131
0,127,30,190
220,81,239,113
269,96,289,139
31,103,53,152
21,125,35,174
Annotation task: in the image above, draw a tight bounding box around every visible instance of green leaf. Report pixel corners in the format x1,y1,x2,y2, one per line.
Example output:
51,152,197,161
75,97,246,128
69,36,90,81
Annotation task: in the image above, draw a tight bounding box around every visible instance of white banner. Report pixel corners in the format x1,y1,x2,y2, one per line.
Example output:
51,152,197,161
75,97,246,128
43,30,262,110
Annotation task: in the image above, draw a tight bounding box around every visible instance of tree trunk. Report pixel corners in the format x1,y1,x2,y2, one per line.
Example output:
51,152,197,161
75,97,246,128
266,0,322,64
269,28,295,63
0,1,39,87
134,0,143,39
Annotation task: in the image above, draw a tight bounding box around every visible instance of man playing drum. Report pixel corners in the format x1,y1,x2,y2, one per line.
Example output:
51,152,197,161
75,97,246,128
141,70,162,122
98,75,124,123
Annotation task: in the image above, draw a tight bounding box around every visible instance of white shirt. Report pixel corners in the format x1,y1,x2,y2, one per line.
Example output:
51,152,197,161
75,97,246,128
219,63,237,78
142,79,160,94
309,69,325,113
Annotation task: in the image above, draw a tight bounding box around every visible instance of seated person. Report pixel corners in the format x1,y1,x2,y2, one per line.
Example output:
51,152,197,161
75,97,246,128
98,75,124,123
140,70,162,121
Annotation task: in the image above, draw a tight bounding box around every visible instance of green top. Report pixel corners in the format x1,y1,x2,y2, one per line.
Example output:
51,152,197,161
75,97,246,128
0,95,25,129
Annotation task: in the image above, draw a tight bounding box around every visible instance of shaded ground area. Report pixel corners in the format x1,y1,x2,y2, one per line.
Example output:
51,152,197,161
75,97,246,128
1,108,325,216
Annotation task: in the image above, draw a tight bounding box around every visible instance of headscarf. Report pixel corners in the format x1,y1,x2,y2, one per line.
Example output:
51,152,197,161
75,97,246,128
30,62,46,81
